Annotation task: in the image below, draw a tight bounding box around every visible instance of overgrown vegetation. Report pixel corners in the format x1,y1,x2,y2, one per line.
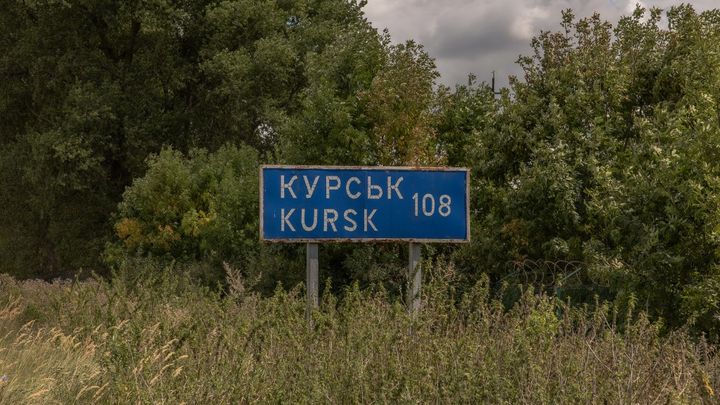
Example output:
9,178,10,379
0,266,718,403
2,2,720,397
459,5,720,339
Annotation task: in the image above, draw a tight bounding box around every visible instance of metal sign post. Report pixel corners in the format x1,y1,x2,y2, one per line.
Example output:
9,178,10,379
407,243,422,314
306,243,319,324
260,165,470,325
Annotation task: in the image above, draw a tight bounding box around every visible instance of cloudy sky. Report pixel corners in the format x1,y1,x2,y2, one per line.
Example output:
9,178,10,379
364,0,717,88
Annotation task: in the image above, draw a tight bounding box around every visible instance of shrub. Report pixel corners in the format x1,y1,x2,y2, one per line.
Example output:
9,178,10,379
106,144,262,285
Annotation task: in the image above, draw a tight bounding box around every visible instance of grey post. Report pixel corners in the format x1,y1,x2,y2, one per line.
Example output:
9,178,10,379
306,243,319,324
407,242,422,314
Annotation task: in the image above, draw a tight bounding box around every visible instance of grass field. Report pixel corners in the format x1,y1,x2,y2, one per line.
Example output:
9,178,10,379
0,264,718,404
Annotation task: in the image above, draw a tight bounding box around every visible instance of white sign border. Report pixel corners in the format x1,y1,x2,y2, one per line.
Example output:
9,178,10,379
259,165,471,243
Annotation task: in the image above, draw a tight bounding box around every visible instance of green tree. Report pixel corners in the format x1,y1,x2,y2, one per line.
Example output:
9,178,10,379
360,40,442,165
106,145,273,285
279,35,443,166
0,0,385,278
446,5,720,336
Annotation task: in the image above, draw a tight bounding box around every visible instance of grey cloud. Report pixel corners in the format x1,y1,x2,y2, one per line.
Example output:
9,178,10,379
364,0,719,87
425,12,529,59
437,49,528,89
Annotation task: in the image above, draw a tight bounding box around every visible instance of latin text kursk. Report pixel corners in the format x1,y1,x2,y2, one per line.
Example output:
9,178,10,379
278,175,404,233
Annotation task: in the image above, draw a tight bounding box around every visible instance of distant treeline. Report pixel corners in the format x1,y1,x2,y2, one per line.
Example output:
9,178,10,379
1,2,720,337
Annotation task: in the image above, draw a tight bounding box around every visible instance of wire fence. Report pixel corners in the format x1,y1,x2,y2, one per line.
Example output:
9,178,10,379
498,259,609,298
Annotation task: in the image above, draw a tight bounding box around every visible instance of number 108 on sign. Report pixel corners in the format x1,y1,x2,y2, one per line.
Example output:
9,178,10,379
260,166,470,242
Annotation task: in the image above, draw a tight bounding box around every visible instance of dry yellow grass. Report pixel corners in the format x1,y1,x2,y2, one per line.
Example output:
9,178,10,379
0,269,718,404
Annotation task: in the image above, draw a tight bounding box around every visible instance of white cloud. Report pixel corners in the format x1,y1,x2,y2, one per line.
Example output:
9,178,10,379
511,6,552,40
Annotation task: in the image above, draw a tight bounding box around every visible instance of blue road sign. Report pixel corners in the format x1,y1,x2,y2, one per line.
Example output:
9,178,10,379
260,166,470,242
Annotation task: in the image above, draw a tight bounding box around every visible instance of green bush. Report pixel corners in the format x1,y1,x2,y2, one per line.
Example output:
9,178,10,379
107,145,262,284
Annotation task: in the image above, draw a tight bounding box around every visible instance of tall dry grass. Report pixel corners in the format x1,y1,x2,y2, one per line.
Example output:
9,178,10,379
0,263,717,404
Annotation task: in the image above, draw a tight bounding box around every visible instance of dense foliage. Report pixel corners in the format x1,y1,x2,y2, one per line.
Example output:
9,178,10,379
0,0,385,277
2,1,720,336
452,6,720,337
